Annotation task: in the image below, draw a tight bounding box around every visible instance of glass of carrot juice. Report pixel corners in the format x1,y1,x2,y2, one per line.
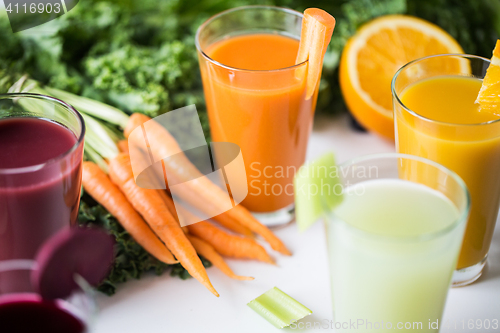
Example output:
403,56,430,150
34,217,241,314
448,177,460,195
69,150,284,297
393,54,500,286
196,6,318,227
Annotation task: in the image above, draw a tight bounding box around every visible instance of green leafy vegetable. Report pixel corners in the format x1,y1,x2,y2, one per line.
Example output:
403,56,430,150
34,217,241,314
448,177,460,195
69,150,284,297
406,0,500,57
1,0,499,122
84,41,199,117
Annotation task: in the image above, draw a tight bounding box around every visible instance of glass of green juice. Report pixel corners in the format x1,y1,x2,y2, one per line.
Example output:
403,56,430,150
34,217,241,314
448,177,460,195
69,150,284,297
325,154,470,333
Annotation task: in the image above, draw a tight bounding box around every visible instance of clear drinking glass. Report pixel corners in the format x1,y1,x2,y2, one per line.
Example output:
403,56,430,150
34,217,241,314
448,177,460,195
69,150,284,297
0,93,85,293
325,154,469,333
0,261,96,333
196,6,317,227
392,54,499,286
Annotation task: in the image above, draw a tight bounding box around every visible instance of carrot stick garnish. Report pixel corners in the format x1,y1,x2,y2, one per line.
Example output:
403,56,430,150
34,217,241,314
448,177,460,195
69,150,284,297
124,113,290,255
81,162,177,265
187,235,254,281
108,153,219,297
296,8,335,99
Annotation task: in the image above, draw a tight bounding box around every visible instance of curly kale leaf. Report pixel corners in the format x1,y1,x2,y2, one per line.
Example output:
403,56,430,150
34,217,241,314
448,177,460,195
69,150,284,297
407,0,500,57
84,40,199,118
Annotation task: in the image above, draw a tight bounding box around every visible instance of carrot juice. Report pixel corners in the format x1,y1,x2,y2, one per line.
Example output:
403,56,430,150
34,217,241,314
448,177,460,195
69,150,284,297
199,33,315,214
396,75,500,274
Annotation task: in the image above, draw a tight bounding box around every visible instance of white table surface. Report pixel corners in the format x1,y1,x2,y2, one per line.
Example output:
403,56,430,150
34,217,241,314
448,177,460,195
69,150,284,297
94,114,500,333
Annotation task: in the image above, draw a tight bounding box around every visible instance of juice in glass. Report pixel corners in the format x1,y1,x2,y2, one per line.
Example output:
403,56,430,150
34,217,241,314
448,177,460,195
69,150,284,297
196,7,316,225
325,154,468,333
0,95,85,293
0,260,95,333
393,55,500,285
0,294,85,333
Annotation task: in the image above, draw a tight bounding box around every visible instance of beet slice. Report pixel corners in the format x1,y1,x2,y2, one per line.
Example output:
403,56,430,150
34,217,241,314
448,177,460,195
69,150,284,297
32,227,115,300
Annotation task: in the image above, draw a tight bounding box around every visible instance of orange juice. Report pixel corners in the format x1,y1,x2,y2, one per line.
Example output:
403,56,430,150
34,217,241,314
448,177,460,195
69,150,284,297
396,75,500,269
200,33,316,213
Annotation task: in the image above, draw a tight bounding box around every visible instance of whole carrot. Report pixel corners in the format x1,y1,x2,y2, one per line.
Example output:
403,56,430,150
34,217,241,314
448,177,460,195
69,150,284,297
187,235,254,281
81,162,177,265
158,193,272,264
124,113,290,255
188,221,275,265
158,190,253,237
211,212,254,238
108,153,219,297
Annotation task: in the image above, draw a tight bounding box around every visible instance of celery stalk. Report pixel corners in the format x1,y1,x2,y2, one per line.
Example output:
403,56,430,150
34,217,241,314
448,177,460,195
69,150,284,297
84,144,109,174
15,92,118,161
82,113,119,159
43,85,130,129
294,153,343,232
12,77,130,129
247,287,312,329
8,76,122,174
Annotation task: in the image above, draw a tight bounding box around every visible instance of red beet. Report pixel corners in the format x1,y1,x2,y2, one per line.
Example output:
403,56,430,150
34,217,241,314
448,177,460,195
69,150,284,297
32,227,115,300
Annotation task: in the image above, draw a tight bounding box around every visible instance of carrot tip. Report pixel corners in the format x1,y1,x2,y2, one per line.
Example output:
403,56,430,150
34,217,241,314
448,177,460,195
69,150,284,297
264,257,277,265
235,276,255,281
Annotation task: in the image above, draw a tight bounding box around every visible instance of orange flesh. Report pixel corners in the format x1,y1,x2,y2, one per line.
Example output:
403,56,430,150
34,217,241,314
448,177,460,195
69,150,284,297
476,40,500,113
202,34,314,213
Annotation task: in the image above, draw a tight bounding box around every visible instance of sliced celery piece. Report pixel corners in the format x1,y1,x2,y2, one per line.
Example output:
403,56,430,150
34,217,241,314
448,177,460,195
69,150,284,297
247,287,312,329
294,152,343,232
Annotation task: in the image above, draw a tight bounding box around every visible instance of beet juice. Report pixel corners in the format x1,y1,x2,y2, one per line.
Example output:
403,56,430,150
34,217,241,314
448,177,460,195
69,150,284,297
0,116,84,293
0,293,85,333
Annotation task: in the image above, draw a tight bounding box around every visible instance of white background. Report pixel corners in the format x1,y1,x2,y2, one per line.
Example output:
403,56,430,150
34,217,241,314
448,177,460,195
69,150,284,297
95,114,500,333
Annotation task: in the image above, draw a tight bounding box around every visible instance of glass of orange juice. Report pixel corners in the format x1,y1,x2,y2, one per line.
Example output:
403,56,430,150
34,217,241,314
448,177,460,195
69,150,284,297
392,54,500,286
196,6,318,227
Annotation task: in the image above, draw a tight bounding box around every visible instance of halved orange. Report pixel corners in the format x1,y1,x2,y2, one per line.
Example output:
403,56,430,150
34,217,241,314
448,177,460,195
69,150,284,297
339,15,464,140
476,40,500,114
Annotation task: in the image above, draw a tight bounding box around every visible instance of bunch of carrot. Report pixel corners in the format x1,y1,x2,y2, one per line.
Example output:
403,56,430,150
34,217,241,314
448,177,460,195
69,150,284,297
11,76,291,296
15,7,337,297
81,112,291,297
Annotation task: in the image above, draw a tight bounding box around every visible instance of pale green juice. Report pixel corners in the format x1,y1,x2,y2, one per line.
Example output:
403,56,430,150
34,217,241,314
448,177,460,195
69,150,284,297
326,179,466,332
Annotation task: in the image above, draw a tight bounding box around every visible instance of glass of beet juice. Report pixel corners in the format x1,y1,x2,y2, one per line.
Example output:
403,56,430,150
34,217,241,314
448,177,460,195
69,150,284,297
0,262,95,333
0,93,85,294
